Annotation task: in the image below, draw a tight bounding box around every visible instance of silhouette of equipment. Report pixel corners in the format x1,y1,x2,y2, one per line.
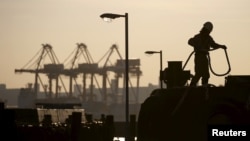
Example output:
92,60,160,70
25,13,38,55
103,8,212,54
14,44,67,98
15,43,142,116
160,61,191,88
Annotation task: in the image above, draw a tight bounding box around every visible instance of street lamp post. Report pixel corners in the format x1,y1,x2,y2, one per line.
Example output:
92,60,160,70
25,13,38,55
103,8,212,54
100,13,130,140
145,50,163,89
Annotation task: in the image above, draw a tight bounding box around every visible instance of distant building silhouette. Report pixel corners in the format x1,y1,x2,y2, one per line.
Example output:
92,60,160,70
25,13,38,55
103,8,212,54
0,83,158,121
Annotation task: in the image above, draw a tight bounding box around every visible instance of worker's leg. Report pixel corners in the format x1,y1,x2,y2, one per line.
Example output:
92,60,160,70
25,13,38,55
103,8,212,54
201,55,210,85
190,54,203,86
190,76,200,86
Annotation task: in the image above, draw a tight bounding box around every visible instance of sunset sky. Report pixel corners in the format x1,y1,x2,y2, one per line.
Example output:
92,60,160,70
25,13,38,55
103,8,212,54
0,0,249,90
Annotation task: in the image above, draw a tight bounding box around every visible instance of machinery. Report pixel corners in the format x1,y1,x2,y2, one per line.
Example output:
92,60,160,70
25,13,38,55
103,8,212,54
15,43,142,121
15,44,68,98
137,48,250,141
161,61,191,88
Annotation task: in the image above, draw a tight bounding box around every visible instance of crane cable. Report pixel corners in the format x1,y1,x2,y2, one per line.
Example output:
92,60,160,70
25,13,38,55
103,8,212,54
182,48,231,76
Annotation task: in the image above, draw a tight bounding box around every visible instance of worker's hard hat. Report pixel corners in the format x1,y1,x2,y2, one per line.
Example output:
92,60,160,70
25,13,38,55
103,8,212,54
203,21,213,32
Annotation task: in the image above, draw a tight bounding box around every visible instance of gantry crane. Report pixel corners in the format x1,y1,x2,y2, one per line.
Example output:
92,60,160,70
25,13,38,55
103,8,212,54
15,44,68,98
97,44,122,104
97,44,142,105
63,43,102,101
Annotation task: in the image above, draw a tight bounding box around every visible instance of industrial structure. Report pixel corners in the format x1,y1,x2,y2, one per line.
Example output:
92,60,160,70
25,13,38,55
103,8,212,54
14,43,142,120
8,43,250,140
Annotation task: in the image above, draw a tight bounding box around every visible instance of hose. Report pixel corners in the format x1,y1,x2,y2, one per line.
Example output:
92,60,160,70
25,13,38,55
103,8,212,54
182,48,231,77
208,49,231,76
171,48,231,116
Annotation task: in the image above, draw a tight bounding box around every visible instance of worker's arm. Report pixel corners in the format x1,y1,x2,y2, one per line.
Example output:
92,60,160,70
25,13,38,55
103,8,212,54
188,37,196,47
210,36,227,49
188,35,206,52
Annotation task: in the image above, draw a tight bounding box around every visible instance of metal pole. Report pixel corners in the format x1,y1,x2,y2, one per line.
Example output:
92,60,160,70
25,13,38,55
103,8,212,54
160,50,163,89
125,13,130,141
100,12,130,140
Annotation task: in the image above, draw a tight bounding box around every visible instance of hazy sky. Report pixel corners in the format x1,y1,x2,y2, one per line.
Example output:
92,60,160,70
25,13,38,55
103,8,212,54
0,0,249,89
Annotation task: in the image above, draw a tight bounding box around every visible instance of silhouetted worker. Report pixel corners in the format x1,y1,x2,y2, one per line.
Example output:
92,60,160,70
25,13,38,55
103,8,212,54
188,21,227,86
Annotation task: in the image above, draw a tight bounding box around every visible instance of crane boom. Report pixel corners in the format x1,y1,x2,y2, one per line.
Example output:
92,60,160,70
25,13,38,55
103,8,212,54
15,44,68,98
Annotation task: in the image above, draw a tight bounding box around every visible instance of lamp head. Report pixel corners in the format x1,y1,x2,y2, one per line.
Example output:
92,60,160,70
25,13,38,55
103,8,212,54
145,51,159,54
100,13,124,19
100,13,125,22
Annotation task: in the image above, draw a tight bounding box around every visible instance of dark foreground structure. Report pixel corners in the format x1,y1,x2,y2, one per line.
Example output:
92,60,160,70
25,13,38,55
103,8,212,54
137,76,250,141
1,76,249,141
0,106,115,141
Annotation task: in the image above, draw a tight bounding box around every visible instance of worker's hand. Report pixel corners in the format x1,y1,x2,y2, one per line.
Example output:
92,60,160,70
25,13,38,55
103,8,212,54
221,45,227,49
